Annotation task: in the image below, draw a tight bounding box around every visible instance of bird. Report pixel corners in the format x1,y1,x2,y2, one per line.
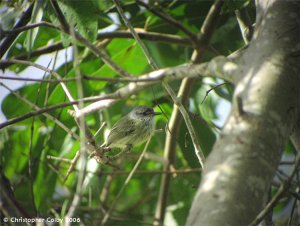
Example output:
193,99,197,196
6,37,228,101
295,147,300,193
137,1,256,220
101,106,161,153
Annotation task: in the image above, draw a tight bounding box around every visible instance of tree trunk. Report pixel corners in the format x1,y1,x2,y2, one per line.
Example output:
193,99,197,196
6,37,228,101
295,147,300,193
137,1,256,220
186,1,300,225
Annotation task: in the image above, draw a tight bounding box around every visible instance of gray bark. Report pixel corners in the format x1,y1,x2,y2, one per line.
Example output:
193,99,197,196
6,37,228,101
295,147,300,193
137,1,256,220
186,1,300,225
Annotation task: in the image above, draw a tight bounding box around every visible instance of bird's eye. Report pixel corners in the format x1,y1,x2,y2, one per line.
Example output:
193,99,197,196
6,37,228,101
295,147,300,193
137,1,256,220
142,109,152,115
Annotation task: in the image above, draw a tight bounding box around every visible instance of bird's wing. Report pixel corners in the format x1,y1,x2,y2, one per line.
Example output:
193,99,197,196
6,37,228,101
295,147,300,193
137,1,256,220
105,117,136,146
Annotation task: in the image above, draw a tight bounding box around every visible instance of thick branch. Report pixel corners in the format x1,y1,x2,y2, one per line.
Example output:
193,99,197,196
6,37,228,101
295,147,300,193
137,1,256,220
73,55,237,118
186,1,300,225
0,56,237,129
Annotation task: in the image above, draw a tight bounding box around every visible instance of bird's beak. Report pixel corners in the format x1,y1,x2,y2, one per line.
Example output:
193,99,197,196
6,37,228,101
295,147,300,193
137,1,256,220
154,112,162,116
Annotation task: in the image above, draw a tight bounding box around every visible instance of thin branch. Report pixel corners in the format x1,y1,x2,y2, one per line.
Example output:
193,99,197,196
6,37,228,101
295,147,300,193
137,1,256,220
0,3,34,58
114,0,205,167
0,169,32,220
154,0,224,224
2,55,238,86
98,30,192,46
235,8,254,45
97,168,201,176
0,42,64,69
164,83,205,167
1,59,80,115
0,82,80,140
113,1,205,224
1,59,68,80
74,55,237,118
249,155,300,226
0,96,86,129
2,21,59,36
0,56,238,129
0,31,191,70
136,0,197,43
49,0,132,77
47,155,73,164
287,188,299,225
64,26,89,225
291,123,300,153
196,0,224,49
113,0,158,69
94,122,107,137
0,75,73,83
100,137,151,225
28,116,37,216
99,174,114,205
201,82,227,104
64,150,86,224
45,51,58,106
52,164,201,176
63,151,81,182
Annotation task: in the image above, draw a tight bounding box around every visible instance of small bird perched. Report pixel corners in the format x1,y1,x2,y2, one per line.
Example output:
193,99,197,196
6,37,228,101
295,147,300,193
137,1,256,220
101,106,161,155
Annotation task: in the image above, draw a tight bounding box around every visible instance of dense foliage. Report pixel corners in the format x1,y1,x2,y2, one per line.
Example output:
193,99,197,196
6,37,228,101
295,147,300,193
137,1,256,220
2,1,297,226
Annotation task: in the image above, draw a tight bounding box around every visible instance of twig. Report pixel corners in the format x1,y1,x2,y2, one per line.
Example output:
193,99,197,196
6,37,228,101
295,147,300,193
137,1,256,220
201,82,227,104
235,8,254,45
49,0,132,77
249,155,300,226
98,31,192,46
28,114,37,216
0,82,80,140
2,21,58,35
0,55,238,129
53,164,202,176
287,187,299,225
100,137,151,225
94,122,107,137
100,175,114,205
163,83,205,167
113,0,158,69
113,3,206,226
63,151,81,183
28,60,52,216
136,0,197,43
0,97,84,129
63,32,88,222
0,75,73,83
0,3,34,58
0,42,64,69
60,27,85,204
47,155,73,163
0,31,191,70
113,0,205,167
64,151,86,225
154,0,224,224
44,51,58,106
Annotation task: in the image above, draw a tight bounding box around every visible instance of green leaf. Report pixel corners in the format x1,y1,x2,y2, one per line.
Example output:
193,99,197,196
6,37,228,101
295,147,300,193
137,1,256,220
0,7,23,31
33,148,57,213
92,39,149,90
222,0,251,13
48,0,98,45
24,0,46,53
195,83,219,121
2,83,47,121
178,114,216,168
2,129,32,177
